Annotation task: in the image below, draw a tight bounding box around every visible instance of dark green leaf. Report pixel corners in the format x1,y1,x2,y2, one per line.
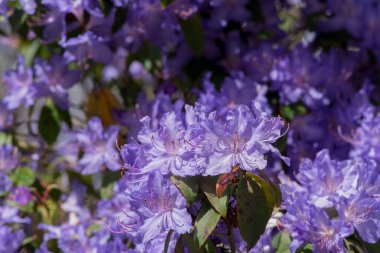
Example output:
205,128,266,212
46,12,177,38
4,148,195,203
237,176,273,251
175,235,185,253
200,176,228,218
201,239,217,253
272,232,291,253
38,102,61,145
183,233,198,253
364,240,380,253
164,229,174,253
10,167,36,186
178,14,204,57
171,175,199,205
161,0,174,8
246,172,275,210
57,108,72,128
194,201,221,248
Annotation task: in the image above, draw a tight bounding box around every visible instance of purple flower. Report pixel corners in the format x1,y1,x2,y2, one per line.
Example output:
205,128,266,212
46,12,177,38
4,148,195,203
270,46,326,108
0,205,30,224
34,55,80,109
0,173,12,194
345,114,380,163
294,149,360,208
2,55,36,110
199,105,289,175
0,144,19,172
126,171,192,243
337,191,380,243
11,186,34,206
139,112,198,176
0,225,25,253
61,32,113,64
77,117,120,174
0,104,13,131
19,0,36,15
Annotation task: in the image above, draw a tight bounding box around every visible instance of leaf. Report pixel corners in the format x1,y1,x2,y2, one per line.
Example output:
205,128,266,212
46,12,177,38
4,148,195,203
38,102,61,145
178,14,204,57
246,172,275,210
161,0,174,8
201,239,217,253
194,201,221,248
57,108,72,128
272,232,291,253
10,167,36,186
364,240,380,253
164,229,174,253
237,176,273,251
175,235,185,253
171,175,199,205
86,88,120,127
200,176,228,218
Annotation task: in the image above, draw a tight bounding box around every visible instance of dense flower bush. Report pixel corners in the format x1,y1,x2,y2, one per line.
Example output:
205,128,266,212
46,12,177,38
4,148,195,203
0,0,380,252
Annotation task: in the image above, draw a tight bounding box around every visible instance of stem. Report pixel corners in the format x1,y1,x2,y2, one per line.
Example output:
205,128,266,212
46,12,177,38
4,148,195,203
227,222,236,253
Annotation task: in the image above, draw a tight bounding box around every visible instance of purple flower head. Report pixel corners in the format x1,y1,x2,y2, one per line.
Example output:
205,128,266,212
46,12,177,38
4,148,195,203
0,144,19,172
3,55,36,110
19,0,37,15
294,150,363,208
337,191,380,243
139,112,199,176
270,46,326,108
127,171,192,243
0,173,12,195
197,72,272,117
61,32,113,64
39,223,121,252
0,104,13,131
11,186,34,206
200,104,289,175
77,117,120,174
305,206,352,253
318,0,365,37
0,205,30,224
0,225,25,253
344,113,380,163
34,55,80,109
115,92,184,140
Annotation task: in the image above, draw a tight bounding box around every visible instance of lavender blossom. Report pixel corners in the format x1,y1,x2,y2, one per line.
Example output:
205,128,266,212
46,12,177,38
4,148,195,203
77,117,120,174
126,171,192,243
34,55,80,109
3,55,36,110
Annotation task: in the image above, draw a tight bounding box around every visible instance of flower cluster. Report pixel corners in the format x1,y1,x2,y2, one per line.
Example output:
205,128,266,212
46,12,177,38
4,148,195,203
0,0,380,252
280,150,380,252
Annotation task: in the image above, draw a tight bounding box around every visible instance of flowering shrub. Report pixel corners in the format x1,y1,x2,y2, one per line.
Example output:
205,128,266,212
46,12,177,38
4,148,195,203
0,0,380,252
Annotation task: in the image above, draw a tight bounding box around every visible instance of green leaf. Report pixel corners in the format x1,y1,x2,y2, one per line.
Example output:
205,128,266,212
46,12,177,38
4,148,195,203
364,240,380,253
38,102,61,145
194,201,221,248
164,229,174,253
161,0,174,8
201,239,217,253
246,172,276,210
178,14,204,57
10,167,35,186
57,108,72,128
272,232,291,253
175,235,185,253
200,176,228,218
237,176,273,251
171,175,199,205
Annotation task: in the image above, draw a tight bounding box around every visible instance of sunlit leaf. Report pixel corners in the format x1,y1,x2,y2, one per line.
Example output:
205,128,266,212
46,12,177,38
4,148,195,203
194,201,221,248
